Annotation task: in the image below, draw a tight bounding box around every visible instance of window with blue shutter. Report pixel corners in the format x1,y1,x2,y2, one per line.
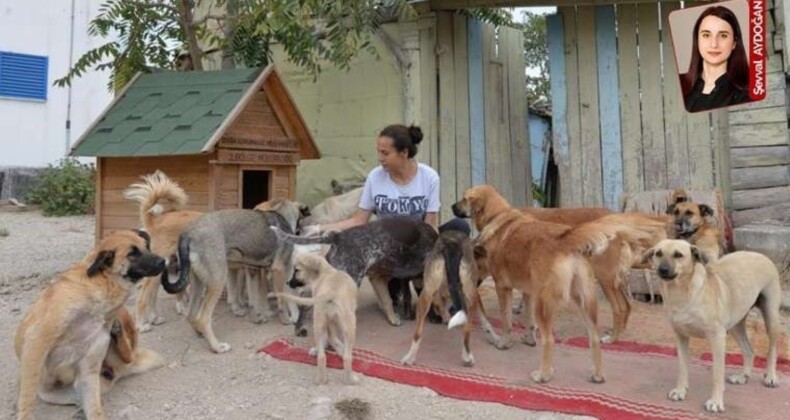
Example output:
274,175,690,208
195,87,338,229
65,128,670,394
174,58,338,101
0,51,49,101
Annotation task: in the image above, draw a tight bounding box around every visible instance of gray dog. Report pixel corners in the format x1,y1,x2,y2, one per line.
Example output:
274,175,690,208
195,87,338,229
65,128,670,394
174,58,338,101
272,218,438,330
162,199,308,354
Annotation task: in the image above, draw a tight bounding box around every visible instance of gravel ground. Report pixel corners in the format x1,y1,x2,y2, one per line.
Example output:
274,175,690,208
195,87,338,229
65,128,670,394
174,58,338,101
0,209,593,420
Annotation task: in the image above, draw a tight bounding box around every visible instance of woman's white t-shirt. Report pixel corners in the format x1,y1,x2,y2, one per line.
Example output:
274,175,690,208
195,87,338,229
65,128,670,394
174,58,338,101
359,163,440,221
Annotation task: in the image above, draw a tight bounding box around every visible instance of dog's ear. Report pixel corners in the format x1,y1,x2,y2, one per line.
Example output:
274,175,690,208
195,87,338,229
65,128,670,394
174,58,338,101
299,204,311,218
87,250,115,277
640,247,655,265
665,203,676,215
698,204,714,217
135,229,152,250
690,245,708,264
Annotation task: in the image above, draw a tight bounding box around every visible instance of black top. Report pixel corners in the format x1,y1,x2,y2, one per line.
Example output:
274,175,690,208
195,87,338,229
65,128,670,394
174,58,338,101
684,73,750,112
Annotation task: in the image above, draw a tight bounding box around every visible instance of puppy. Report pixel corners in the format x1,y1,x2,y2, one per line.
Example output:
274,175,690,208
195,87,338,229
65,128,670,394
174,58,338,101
666,188,722,263
14,230,166,420
277,253,359,385
452,185,665,383
643,239,781,412
400,218,480,367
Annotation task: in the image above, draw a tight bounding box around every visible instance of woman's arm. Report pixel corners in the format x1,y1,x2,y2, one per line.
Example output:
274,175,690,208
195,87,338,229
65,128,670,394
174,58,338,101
316,208,372,234
424,212,438,231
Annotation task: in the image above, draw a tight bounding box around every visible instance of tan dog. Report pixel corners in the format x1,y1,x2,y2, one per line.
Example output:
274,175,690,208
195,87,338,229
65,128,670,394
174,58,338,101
123,171,201,331
643,239,781,413
518,207,670,343
14,230,166,420
452,185,666,383
277,253,359,385
666,189,722,263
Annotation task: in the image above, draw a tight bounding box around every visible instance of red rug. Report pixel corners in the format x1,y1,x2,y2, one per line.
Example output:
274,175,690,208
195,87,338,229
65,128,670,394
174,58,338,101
260,304,789,420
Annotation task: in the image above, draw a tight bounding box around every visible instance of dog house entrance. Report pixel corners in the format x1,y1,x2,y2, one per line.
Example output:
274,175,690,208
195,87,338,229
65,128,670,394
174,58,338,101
241,170,270,209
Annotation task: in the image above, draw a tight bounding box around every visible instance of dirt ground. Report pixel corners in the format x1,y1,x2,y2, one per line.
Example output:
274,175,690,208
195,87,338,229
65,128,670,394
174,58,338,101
0,209,591,420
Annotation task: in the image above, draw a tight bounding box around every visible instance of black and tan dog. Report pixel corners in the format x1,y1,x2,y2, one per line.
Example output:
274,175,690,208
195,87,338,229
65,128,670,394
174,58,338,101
14,230,166,420
666,188,722,263
643,239,781,412
452,185,666,384
400,218,481,367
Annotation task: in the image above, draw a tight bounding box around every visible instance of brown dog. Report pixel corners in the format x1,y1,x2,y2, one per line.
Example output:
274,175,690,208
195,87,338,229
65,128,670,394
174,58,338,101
666,189,722,263
452,185,667,383
276,252,359,385
14,230,166,420
643,240,781,412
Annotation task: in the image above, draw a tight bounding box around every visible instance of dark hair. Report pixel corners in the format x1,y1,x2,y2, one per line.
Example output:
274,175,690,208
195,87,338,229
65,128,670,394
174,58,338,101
378,124,424,158
680,6,748,97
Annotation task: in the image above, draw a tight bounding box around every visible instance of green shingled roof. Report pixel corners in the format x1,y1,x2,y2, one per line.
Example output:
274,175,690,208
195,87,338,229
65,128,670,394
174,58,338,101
71,67,264,157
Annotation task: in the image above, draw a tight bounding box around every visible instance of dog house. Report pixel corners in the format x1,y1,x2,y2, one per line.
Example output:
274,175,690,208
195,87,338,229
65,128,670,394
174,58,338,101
70,65,320,241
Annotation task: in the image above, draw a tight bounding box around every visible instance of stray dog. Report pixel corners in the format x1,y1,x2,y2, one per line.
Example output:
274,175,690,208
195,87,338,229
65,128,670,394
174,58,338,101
272,217,438,328
276,252,360,385
14,230,165,420
401,218,480,367
666,188,722,262
643,239,781,413
517,206,670,343
162,199,306,353
299,187,364,227
452,185,666,383
123,171,201,331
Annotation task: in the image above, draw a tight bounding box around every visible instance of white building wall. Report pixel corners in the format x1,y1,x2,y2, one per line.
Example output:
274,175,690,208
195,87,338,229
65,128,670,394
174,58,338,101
0,0,112,167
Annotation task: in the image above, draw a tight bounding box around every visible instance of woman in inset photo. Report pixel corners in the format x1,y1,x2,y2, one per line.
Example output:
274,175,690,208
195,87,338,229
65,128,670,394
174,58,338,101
680,5,750,112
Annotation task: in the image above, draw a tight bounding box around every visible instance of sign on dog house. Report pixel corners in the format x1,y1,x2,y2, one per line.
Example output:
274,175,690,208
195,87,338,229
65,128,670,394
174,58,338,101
71,65,320,241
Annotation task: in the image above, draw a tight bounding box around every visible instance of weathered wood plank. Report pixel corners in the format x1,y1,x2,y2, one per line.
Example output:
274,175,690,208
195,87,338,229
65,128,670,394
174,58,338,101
731,165,790,190
616,4,644,194
437,11,457,222
711,110,731,210
732,186,790,211
661,2,690,191
637,3,666,190
420,21,438,169
729,105,787,125
483,22,504,195
95,158,103,243
576,7,603,207
596,5,622,211
730,122,789,147
730,145,790,168
547,11,569,196
505,26,529,208
454,13,472,199
561,6,584,206
468,18,486,186
496,26,514,200
732,202,790,226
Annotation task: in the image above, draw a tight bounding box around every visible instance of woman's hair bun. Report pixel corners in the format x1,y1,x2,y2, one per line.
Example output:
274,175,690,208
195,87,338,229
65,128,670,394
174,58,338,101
407,125,424,145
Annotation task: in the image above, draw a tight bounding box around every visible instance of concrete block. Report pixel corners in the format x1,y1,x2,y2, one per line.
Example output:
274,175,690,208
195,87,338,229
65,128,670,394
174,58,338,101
0,167,43,202
734,224,790,285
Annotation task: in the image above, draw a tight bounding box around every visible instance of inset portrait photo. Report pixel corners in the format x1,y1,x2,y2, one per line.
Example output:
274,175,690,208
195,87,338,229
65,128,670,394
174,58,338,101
668,0,768,113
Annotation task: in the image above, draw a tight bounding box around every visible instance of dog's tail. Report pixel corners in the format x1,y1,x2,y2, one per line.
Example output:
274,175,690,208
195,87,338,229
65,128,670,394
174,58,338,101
118,348,166,380
123,170,189,230
162,234,191,294
441,241,469,330
275,292,332,307
560,213,668,257
269,225,338,246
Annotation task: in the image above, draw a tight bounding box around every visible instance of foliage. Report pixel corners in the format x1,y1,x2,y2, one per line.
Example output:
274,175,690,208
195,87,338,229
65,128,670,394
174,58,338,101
532,181,547,207
518,11,550,106
54,0,415,90
26,159,95,217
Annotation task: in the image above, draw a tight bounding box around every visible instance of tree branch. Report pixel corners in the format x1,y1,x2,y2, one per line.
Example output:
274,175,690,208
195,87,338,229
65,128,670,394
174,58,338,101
191,13,227,27
126,0,179,16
